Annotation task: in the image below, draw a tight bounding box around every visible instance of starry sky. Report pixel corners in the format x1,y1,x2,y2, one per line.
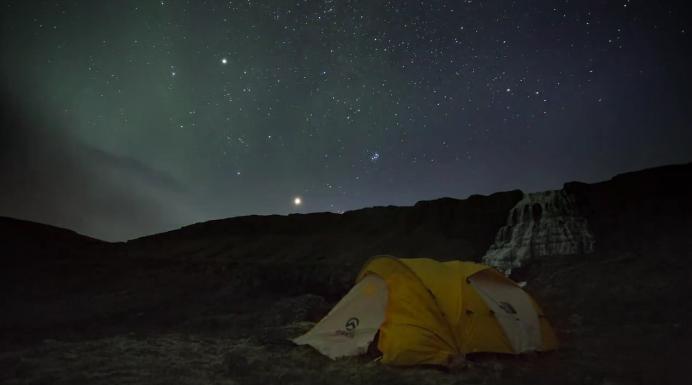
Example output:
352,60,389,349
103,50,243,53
1,0,691,241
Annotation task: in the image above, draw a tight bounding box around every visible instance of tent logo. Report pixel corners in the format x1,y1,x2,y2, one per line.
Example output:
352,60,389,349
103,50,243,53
335,317,360,338
345,317,359,331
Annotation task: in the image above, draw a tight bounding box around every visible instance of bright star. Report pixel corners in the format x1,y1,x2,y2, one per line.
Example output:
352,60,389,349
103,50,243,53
221,58,227,64
293,197,302,206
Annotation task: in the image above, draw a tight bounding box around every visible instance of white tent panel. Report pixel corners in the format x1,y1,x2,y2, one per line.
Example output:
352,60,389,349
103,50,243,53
468,273,541,353
293,274,388,359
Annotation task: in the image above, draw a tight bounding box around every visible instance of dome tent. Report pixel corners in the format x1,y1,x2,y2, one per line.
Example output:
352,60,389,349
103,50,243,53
293,256,557,366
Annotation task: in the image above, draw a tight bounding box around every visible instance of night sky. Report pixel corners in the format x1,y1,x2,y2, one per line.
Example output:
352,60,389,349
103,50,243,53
1,0,691,241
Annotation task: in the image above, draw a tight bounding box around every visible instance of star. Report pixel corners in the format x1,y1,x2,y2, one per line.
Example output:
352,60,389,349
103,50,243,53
293,197,302,206
221,58,227,65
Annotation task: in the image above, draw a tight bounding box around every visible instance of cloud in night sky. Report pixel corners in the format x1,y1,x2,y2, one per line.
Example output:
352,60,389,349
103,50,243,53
0,93,205,241
1,0,691,241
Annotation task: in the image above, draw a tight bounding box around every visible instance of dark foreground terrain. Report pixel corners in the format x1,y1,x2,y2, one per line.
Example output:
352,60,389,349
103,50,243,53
1,163,691,385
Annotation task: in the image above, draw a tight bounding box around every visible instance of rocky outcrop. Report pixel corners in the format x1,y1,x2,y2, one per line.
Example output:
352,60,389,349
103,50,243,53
483,190,595,274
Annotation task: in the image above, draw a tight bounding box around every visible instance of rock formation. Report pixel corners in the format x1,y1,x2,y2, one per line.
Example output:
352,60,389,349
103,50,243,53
483,189,595,274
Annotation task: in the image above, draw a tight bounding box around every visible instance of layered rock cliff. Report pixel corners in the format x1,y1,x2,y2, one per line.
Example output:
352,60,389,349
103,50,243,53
483,190,595,274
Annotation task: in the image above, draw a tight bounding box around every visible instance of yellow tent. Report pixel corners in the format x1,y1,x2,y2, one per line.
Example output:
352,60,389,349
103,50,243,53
293,256,557,366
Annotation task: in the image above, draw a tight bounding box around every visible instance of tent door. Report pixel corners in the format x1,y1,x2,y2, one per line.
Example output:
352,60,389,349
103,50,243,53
468,273,541,353
293,274,388,359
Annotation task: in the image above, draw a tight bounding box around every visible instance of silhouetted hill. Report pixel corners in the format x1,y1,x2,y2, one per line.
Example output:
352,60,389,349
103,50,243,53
566,162,692,254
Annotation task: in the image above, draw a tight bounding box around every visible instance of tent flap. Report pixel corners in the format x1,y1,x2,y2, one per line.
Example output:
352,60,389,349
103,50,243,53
292,274,388,359
468,270,542,353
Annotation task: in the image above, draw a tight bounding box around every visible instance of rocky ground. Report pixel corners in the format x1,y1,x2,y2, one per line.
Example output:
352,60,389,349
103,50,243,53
1,163,691,384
